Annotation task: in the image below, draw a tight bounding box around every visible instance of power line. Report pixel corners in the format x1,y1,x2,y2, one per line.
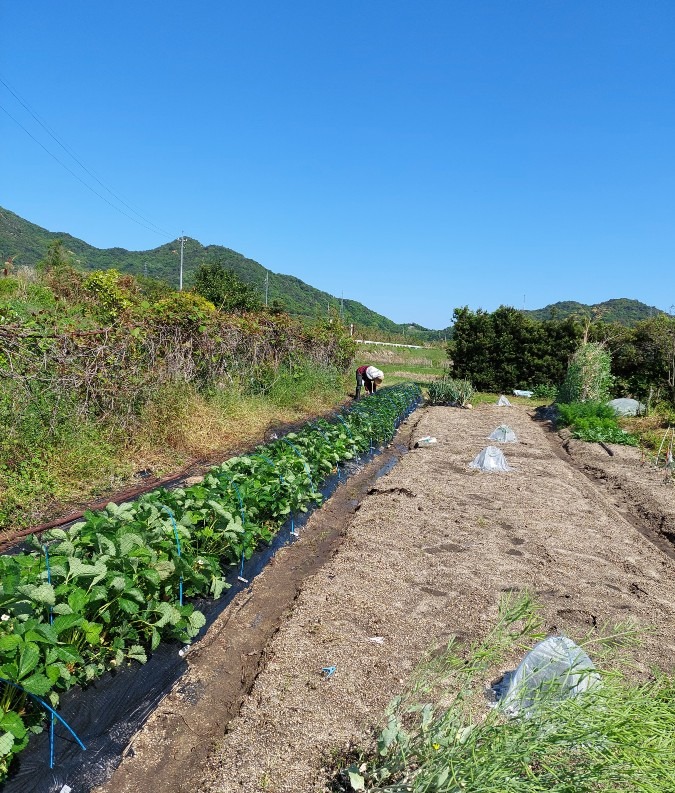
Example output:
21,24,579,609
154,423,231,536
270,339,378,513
0,93,172,241
0,75,171,238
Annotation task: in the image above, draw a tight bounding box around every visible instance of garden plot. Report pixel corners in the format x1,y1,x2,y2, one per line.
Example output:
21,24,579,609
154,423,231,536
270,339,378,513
97,404,675,793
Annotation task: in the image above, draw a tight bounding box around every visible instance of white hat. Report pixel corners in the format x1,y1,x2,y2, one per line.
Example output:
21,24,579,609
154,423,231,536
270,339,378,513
366,366,384,381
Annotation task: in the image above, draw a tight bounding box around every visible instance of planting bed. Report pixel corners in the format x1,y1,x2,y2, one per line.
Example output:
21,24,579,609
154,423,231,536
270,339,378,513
91,402,675,793
0,385,421,791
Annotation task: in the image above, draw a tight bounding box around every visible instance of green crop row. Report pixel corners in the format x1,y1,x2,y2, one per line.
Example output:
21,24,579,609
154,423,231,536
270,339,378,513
0,383,421,781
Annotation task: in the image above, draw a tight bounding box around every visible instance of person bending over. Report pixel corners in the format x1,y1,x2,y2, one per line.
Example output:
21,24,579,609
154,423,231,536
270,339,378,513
355,365,384,399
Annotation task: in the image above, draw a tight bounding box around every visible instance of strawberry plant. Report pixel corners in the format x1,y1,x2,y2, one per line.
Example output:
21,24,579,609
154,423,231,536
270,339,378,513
0,383,420,781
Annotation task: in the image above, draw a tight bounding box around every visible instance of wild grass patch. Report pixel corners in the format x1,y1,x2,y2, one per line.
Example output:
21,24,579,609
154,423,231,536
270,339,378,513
332,594,674,792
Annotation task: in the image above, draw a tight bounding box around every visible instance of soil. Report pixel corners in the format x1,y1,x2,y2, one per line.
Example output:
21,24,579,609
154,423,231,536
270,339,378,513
95,403,675,793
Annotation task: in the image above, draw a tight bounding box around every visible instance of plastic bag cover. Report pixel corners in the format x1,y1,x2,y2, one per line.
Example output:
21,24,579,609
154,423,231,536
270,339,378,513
512,390,533,398
488,425,518,443
493,635,600,716
608,398,645,417
497,395,512,406
469,446,512,472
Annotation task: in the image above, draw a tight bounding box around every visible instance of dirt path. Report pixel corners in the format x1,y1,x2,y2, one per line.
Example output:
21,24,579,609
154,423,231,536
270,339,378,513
97,404,675,793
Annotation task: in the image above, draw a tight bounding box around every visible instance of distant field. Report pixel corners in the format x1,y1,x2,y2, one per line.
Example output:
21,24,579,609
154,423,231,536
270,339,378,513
354,343,448,388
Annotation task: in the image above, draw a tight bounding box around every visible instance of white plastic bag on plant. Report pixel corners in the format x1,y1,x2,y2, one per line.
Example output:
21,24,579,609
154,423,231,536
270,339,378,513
488,425,518,443
497,395,512,406
492,635,600,716
469,446,512,472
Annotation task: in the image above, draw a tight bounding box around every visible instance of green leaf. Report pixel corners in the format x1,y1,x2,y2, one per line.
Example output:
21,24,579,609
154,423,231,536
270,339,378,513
117,598,140,615
0,711,26,740
16,582,55,606
17,643,40,679
141,568,161,586
68,558,107,583
68,587,88,613
55,645,82,664
97,534,117,556
20,673,53,696
109,575,126,592
188,610,206,632
127,645,147,664
347,769,365,791
0,635,21,653
0,731,15,757
52,613,84,635
153,602,182,628
118,533,146,555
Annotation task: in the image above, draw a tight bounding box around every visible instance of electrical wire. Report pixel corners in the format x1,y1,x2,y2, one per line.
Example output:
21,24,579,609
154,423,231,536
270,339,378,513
0,74,171,238
0,87,172,240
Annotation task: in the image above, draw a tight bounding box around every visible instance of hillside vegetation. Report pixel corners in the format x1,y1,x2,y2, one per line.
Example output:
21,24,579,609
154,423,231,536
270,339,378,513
523,298,663,326
0,206,447,341
0,242,357,530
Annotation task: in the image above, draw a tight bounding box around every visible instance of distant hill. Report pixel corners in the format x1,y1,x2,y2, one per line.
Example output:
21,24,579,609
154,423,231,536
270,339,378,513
0,206,445,339
2,207,658,337
523,298,663,326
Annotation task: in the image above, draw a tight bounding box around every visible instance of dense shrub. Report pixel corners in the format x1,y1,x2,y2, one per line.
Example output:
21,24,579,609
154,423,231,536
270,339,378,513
449,306,580,392
532,383,558,400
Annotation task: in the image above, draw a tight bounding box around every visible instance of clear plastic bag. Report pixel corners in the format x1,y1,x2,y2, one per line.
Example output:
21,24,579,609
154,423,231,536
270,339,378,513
469,446,512,472
497,395,512,406
491,636,600,716
488,425,518,443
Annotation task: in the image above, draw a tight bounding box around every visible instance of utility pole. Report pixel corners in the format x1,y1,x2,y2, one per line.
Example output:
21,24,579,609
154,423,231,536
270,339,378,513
340,292,344,318
179,233,185,291
265,271,269,307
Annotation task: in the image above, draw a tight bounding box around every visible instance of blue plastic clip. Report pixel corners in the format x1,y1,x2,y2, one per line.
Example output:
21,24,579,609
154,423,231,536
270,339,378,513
321,665,336,678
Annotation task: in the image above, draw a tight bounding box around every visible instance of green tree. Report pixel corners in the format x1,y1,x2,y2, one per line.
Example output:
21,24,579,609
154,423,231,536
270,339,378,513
449,306,580,391
192,260,263,313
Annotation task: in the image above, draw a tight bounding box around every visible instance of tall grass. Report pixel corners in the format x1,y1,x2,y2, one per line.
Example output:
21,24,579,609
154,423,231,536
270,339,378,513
334,593,675,792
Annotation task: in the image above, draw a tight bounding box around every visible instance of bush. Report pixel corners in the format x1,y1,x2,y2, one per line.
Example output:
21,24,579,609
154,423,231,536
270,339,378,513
556,401,617,428
571,417,639,445
532,383,558,400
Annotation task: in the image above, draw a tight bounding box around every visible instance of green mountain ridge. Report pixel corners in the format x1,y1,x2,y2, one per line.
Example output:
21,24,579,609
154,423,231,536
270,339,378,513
523,298,664,326
0,206,448,339
0,206,661,334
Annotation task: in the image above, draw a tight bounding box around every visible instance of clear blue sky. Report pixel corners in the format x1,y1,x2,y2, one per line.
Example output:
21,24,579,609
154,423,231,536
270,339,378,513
2,1,674,328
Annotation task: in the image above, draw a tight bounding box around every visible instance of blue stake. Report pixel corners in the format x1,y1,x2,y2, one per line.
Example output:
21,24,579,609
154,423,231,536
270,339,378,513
0,677,86,769
43,545,56,767
161,506,183,606
218,470,249,583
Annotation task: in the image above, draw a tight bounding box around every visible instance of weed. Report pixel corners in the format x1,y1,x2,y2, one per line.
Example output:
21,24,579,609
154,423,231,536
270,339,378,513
332,594,675,792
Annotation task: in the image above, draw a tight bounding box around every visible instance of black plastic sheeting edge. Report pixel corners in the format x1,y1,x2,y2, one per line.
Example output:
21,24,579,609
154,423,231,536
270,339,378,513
2,398,421,793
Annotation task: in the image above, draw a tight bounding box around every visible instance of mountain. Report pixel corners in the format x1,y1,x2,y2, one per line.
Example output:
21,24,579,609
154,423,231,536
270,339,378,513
0,206,443,339
523,299,664,326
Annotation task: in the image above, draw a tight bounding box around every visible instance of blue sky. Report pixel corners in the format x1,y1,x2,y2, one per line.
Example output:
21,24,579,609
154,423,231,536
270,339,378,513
1,1,674,328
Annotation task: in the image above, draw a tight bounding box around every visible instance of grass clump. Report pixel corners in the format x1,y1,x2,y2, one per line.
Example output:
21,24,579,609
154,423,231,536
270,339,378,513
427,378,474,407
558,341,613,405
333,593,675,792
